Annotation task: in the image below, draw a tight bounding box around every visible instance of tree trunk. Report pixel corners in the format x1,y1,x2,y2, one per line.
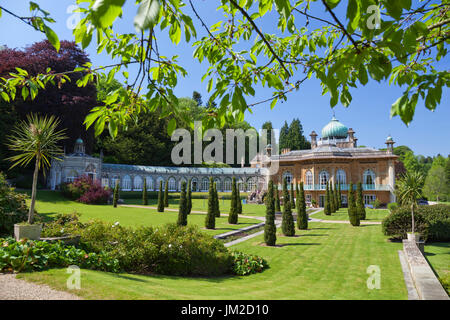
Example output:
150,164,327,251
28,156,39,224
411,203,415,236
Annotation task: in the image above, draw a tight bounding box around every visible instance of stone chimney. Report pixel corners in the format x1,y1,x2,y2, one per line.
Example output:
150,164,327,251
310,131,318,149
347,128,356,148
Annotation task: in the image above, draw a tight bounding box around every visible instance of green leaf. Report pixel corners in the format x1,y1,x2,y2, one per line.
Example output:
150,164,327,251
134,0,160,31
91,0,125,29
167,118,177,136
358,64,368,85
43,25,60,52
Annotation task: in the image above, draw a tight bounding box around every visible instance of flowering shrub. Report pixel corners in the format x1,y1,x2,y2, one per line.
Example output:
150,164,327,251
61,176,111,205
0,237,120,273
231,251,269,276
41,212,85,237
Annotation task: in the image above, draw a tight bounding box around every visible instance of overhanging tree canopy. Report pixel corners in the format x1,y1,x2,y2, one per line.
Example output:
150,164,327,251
0,0,448,138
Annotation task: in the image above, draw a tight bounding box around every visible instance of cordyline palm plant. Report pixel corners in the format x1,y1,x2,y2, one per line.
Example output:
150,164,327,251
7,114,66,224
396,171,425,239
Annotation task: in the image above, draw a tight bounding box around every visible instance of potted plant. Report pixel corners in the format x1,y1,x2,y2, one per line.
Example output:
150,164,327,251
396,171,425,243
7,114,66,240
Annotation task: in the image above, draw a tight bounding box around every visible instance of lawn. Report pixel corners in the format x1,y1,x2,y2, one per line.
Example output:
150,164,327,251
21,190,261,236
312,208,390,222
424,242,450,296
17,222,408,300
123,197,268,217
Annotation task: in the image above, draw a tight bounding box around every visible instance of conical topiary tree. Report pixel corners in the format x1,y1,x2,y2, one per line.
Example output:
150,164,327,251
164,180,169,207
290,183,295,209
157,180,164,212
264,180,277,246
186,178,192,214
205,177,216,229
296,182,308,230
214,182,220,217
281,178,295,236
228,177,238,224
113,179,119,208
334,183,339,211
275,184,281,213
330,182,336,213
142,178,148,205
177,181,188,226
356,182,366,220
236,183,242,214
337,183,342,208
324,183,331,215
348,183,360,226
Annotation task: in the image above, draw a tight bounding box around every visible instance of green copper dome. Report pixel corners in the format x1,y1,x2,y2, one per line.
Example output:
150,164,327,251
76,138,83,144
321,117,348,139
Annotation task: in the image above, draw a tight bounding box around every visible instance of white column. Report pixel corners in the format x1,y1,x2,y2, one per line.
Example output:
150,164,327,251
388,160,396,202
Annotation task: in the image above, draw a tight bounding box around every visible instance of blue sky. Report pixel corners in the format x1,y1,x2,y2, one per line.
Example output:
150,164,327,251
0,0,449,157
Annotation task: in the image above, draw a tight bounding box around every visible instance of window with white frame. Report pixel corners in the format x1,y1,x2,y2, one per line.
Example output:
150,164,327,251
223,178,232,191
247,177,256,191
202,178,209,191
364,195,376,205
156,177,164,190
101,178,109,188
133,175,143,191
168,177,177,191
191,178,198,191
336,169,346,185
319,170,329,190
282,171,293,185
122,175,132,190
363,169,376,188
146,177,153,190
238,179,245,191
111,176,120,188
213,178,221,191
306,194,312,203
305,170,313,187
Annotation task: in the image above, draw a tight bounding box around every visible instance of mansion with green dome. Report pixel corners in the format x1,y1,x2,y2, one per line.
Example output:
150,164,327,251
251,117,398,206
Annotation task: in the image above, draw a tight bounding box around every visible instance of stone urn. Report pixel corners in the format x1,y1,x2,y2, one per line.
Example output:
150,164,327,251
14,223,42,241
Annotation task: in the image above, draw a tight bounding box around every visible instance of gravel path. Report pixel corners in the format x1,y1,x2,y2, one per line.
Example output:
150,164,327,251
0,273,81,300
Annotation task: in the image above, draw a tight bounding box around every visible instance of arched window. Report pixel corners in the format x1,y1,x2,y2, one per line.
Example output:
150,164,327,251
238,178,245,191
66,170,79,183
122,175,132,191
363,169,376,189
146,176,154,191
336,169,346,186
319,170,329,190
202,177,210,191
305,171,313,188
133,175,143,191
213,178,221,191
256,177,266,190
156,177,164,190
247,177,256,191
168,177,177,191
282,171,293,185
223,178,232,192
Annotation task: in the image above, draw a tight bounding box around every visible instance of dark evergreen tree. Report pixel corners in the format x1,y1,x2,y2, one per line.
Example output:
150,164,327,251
329,182,335,213
214,182,220,217
142,178,148,205
177,181,188,226
348,183,360,226
236,184,242,214
286,118,311,150
279,121,289,150
296,182,308,230
228,177,238,224
261,121,274,146
281,178,295,236
356,182,366,220
264,180,277,246
337,183,342,207
290,183,295,209
157,180,164,212
324,183,331,215
334,183,339,210
205,177,216,229
186,178,192,214
113,179,119,208
275,184,281,213
164,180,169,207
